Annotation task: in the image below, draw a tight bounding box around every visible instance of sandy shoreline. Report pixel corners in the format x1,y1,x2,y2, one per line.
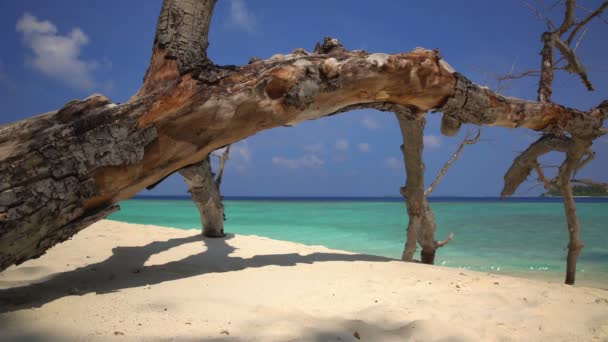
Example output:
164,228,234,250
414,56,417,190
0,220,607,341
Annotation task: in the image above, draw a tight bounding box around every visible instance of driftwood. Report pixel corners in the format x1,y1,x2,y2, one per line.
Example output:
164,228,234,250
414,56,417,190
0,0,606,273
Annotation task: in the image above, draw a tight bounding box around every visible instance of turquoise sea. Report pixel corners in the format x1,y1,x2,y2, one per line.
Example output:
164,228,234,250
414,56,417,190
109,197,608,287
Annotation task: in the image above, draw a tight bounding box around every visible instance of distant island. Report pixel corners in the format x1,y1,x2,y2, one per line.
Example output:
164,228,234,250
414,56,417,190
542,184,608,197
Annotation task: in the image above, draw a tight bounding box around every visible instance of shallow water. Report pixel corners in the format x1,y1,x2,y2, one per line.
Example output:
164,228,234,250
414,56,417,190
109,197,608,287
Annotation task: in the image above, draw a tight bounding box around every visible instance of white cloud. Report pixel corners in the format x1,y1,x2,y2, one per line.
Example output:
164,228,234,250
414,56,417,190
424,135,442,149
361,116,381,130
384,157,402,170
335,139,350,151
228,0,256,32
358,143,371,153
272,154,324,169
233,140,252,162
217,140,251,173
16,13,102,91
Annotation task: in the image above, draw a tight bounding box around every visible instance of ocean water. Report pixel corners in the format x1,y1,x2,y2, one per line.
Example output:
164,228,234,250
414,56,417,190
109,197,608,287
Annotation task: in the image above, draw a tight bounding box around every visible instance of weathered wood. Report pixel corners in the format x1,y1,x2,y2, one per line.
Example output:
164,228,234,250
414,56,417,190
0,95,156,269
538,32,555,103
139,0,218,94
438,73,604,140
501,135,571,198
396,114,468,264
558,139,589,285
395,111,425,262
179,157,225,237
0,0,606,272
499,0,608,284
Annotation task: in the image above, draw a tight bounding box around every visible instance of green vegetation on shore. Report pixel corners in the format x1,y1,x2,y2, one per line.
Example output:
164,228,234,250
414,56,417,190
543,184,608,197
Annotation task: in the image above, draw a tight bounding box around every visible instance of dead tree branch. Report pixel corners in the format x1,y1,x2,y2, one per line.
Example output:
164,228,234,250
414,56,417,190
0,0,605,272
425,129,481,196
395,111,425,262
502,0,608,284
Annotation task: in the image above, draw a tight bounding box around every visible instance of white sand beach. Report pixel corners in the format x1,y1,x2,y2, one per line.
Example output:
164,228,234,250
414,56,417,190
0,220,607,341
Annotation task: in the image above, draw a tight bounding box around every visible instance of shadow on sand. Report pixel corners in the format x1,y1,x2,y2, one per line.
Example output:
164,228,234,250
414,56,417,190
0,232,392,314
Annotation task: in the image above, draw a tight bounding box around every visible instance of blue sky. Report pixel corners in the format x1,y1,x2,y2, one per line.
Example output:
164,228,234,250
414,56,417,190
1,0,606,197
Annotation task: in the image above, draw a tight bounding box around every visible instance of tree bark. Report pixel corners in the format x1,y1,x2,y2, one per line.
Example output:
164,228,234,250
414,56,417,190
0,0,606,271
538,32,555,103
558,139,588,285
499,0,608,284
179,157,225,237
395,111,425,262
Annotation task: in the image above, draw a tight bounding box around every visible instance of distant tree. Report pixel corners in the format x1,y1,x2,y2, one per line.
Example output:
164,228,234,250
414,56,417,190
545,182,608,197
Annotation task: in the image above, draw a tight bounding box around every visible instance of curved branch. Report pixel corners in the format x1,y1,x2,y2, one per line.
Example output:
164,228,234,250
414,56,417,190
566,1,608,44
501,134,572,198
0,39,605,271
435,232,455,248
555,0,576,36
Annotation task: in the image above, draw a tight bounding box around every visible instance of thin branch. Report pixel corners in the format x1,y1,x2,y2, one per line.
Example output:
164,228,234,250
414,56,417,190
567,1,608,44
528,0,558,28
555,0,576,35
425,129,481,196
553,36,593,90
548,0,566,11
573,148,595,176
572,27,588,52
435,232,455,248
533,160,557,190
497,70,541,81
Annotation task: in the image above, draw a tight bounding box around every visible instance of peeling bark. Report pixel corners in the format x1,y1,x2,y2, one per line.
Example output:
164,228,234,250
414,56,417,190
0,0,606,271
0,95,156,269
139,0,218,94
438,73,604,140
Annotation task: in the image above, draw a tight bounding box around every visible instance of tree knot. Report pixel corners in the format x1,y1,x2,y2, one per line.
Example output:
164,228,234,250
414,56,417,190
314,36,346,54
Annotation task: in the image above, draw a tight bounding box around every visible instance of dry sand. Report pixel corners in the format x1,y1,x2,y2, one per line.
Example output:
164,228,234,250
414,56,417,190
0,220,607,341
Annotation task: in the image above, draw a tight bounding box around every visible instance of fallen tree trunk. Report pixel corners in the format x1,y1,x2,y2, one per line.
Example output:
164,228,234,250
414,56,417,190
0,0,605,272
